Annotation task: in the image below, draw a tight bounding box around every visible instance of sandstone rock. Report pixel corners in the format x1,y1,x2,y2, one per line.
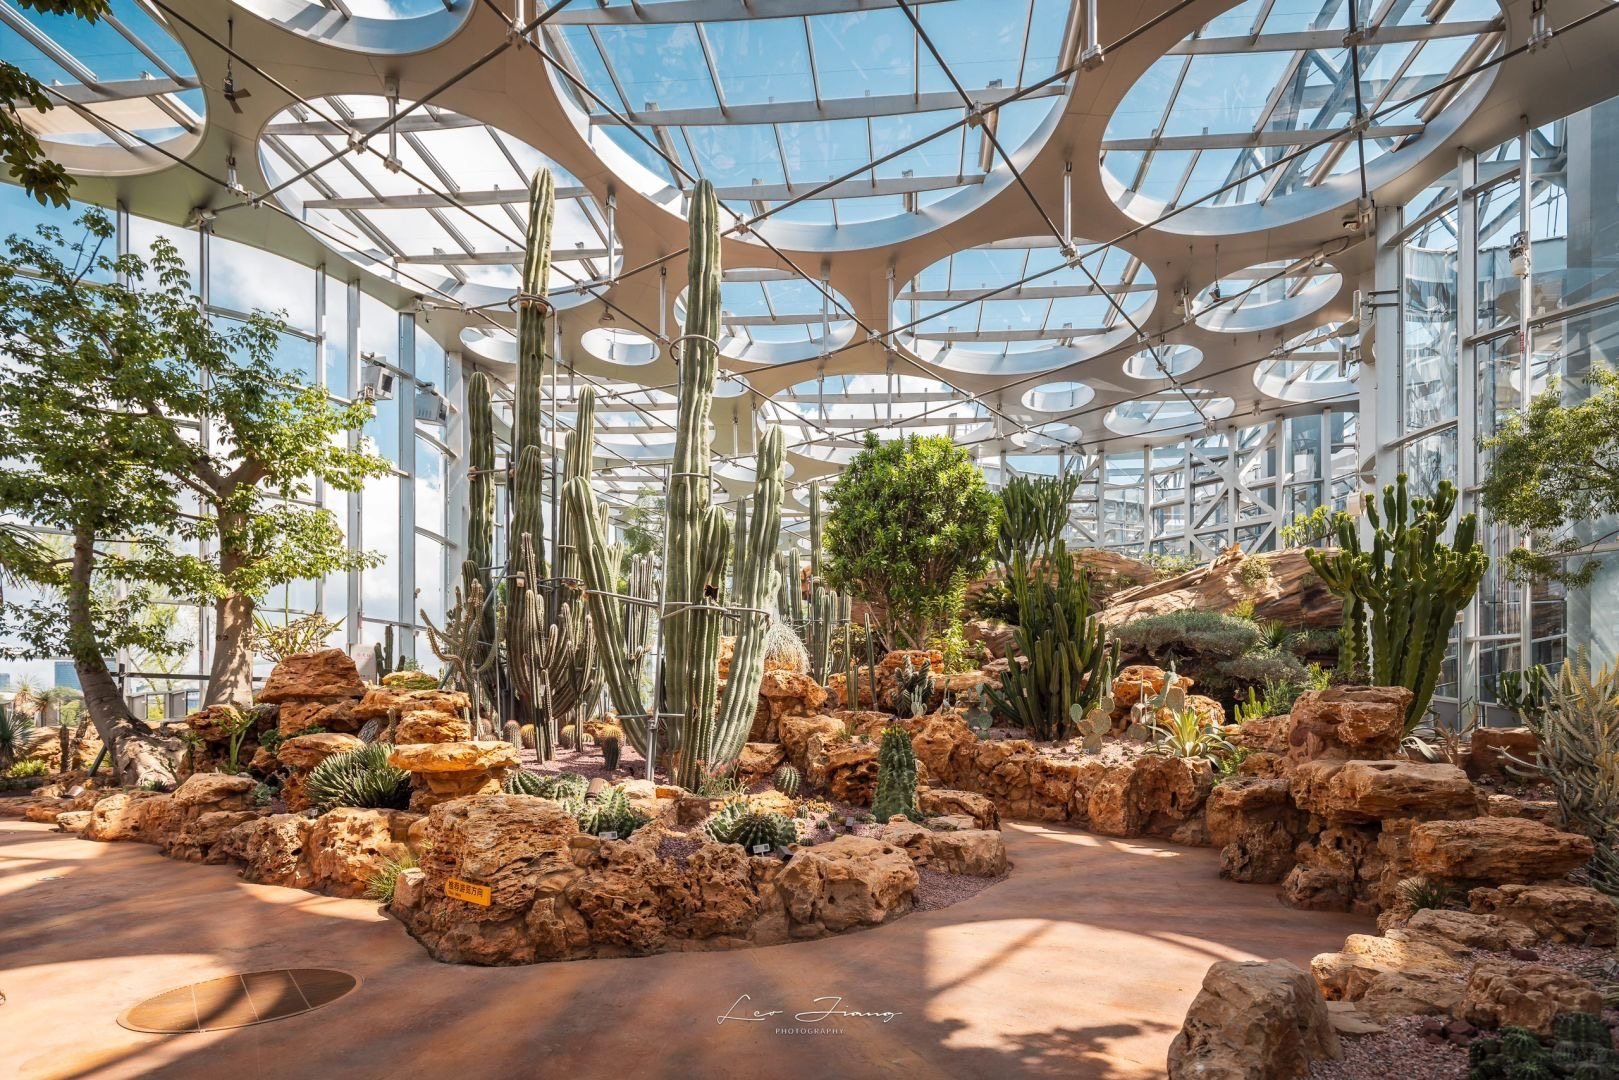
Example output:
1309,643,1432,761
232,814,316,890
391,867,426,912
669,843,760,940
1310,930,1469,1001
824,742,880,805
1282,825,1383,913
307,808,412,898
876,820,933,863
277,733,365,771
1088,755,1213,839
1461,959,1603,1034
776,835,917,933
84,790,172,843
1356,968,1465,1023
1399,908,1537,951
276,699,360,738
55,810,91,833
164,809,264,863
918,788,999,830
1167,958,1341,1080
258,649,365,704
1188,694,1227,728
353,687,471,744
1466,726,1538,779
390,741,519,808
1285,686,1412,765
1207,778,1307,884
778,713,847,787
925,829,1009,876
1302,760,1481,824
909,714,977,787
733,742,785,786
1469,883,1619,945
1109,665,1191,722
1410,817,1594,885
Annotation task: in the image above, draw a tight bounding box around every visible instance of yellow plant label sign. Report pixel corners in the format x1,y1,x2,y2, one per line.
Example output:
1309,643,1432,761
444,877,492,906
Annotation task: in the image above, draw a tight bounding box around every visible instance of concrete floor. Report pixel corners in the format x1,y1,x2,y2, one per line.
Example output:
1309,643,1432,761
0,817,1370,1080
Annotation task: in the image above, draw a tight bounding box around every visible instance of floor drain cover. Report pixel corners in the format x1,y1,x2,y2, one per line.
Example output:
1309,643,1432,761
118,969,358,1033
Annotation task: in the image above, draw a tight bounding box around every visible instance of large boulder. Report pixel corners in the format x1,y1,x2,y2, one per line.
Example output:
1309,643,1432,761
1310,930,1469,1001
1284,686,1412,765
1206,778,1307,884
1294,759,1481,824
751,670,829,741
1409,817,1594,885
1087,755,1213,839
1356,968,1466,1024
1399,908,1538,951
258,649,365,704
353,687,472,744
1167,958,1341,1080
1461,959,1604,1035
229,814,317,890
306,808,416,898
389,741,520,810
1466,726,1538,779
918,788,999,831
775,835,917,933
925,829,1010,877
1469,883,1619,946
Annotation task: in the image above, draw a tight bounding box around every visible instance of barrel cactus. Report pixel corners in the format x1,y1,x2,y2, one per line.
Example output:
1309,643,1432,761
772,764,801,797
1468,1014,1618,1079
575,785,646,838
503,769,545,796
306,743,411,811
597,722,623,771
704,797,797,852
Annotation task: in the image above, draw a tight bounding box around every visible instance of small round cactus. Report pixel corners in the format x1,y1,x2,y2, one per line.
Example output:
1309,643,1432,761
703,797,797,852
597,722,623,771
772,764,801,797
504,770,545,796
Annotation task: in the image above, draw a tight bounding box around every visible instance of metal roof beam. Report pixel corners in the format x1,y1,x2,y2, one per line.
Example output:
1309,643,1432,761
1168,19,1499,54
551,0,956,25
593,83,1064,127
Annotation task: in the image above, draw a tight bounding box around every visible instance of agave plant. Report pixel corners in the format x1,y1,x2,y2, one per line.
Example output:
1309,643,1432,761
1145,708,1236,761
0,706,46,772
306,743,412,811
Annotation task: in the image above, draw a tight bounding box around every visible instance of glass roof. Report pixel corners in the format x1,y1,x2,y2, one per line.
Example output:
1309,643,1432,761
675,269,856,363
1194,259,1342,333
770,372,990,462
259,95,617,306
1252,320,1360,401
1103,0,1503,216
542,0,1070,240
1,0,204,159
1105,391,1236,437
1123,343,1201,380
897,238,1155,374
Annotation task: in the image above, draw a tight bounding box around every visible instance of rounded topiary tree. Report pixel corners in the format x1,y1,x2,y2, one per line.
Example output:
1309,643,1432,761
824,433,998,648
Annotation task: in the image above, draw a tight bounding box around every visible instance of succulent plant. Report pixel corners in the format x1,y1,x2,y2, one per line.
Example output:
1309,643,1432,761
559,723,578,750
575,785,646,838
536,772,588,801
872,725,920,823
1395,875,1457,913
598,722,623,771
1468,1014,1618,1079
305,743,412,811
503,770,545,796
704,797,797,852
503,720,524,752
518,723,536,750
1069,690,1115,754
772,764,801,797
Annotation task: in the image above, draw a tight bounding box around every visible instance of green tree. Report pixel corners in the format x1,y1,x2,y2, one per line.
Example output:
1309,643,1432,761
1,0,110,207
1480,367,1619,587
823,433,999,647
0,211,388,734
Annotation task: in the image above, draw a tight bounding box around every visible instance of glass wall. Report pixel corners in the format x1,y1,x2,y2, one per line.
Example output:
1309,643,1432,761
0,184,458,715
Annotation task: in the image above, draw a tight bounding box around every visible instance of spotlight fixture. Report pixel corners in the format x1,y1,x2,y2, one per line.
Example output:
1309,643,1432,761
1510,231,1531,279
221,19,251,114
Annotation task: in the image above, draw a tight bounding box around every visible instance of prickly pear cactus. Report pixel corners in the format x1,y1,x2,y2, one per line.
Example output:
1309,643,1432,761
1069,691,1115,754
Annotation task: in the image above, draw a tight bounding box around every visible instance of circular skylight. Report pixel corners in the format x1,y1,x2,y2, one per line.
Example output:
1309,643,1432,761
1194,260,1341,333
3,0,205,174
235,0,470,54
542,0,1071,247
1253,321,1360,402
896,239,1156,374
1104,392,1235,438
1123,343,1202,380
1022,381,1095,413
1101,0,1503,229
581,326,659,365
1013,422,1082,450
769,373,991,463
259,95,618,308
675,269,856,364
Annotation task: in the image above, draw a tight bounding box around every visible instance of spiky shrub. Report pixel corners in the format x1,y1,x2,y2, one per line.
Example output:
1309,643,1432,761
871,725,920,822
1145,708,1236,761
1306,474,1488,728
1068,691,1115,754
984,540,1119,740
763,618,810,674
504,770,545,796
7,758,48,778
306,743,411,811
894,654,934,719
1512,654,1619,896
365,852,419,903
1396,875,1457,913
597,722,623,771
0,706,41,772
575,785,647,838
773,764,801,797
703,797,797,852
1114,610,1262,662
1468,1014,1619,1079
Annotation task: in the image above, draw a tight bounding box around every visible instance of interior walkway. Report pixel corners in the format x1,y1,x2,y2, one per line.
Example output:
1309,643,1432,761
0,817,1370,1079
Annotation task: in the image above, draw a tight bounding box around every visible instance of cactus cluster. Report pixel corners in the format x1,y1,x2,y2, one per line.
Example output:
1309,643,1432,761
894,654,934,718
984,540,1119,741
1306,474,1488,729
1069,689,1116,754
422,579,498,731
564,180,784,786
572,785,647,838
1468,1014,1618,1078
1129,666,1186,738
704,797,797,852
871,725,920,823
503,769,545,796
772,764,801,797
306,743,412,811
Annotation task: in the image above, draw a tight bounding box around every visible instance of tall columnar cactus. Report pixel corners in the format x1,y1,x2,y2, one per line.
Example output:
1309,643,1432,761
464,369,498,709
984,540,1118,741
506,534,600,760
565,180,783,786
1306,474,1488,729
808,586,836,685
871,725,919,823
421,577,498,727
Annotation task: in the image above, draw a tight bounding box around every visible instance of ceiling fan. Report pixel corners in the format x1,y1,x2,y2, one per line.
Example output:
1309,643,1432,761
222,18,251,114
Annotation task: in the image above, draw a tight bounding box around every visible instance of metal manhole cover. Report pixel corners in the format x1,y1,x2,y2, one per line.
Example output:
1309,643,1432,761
118,969,358,1033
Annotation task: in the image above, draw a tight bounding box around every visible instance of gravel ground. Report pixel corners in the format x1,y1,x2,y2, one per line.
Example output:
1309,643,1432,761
1308,941,1619,1080
518,740,658,785
913,867,1007,911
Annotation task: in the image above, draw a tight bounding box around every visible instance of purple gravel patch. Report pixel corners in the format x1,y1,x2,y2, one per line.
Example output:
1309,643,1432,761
912,867,1006,911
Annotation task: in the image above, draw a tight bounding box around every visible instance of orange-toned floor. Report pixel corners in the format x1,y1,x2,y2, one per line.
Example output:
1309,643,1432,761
0,817,1369,1079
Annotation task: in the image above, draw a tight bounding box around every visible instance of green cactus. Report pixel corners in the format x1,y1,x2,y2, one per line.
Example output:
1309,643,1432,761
984,540,1119,741
894,654,934,719
421,576,498,726
1069,690,1115,754
575,785,647,838
563,181,783,786
372,623,405,675
1307,474,1488,730
703,797,797,852
503,720,523,751
772,764,801,797
871,725,920,823
1467,1015,1618,1080
534,771,588,801
503,769,545,796
598,722,623,771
